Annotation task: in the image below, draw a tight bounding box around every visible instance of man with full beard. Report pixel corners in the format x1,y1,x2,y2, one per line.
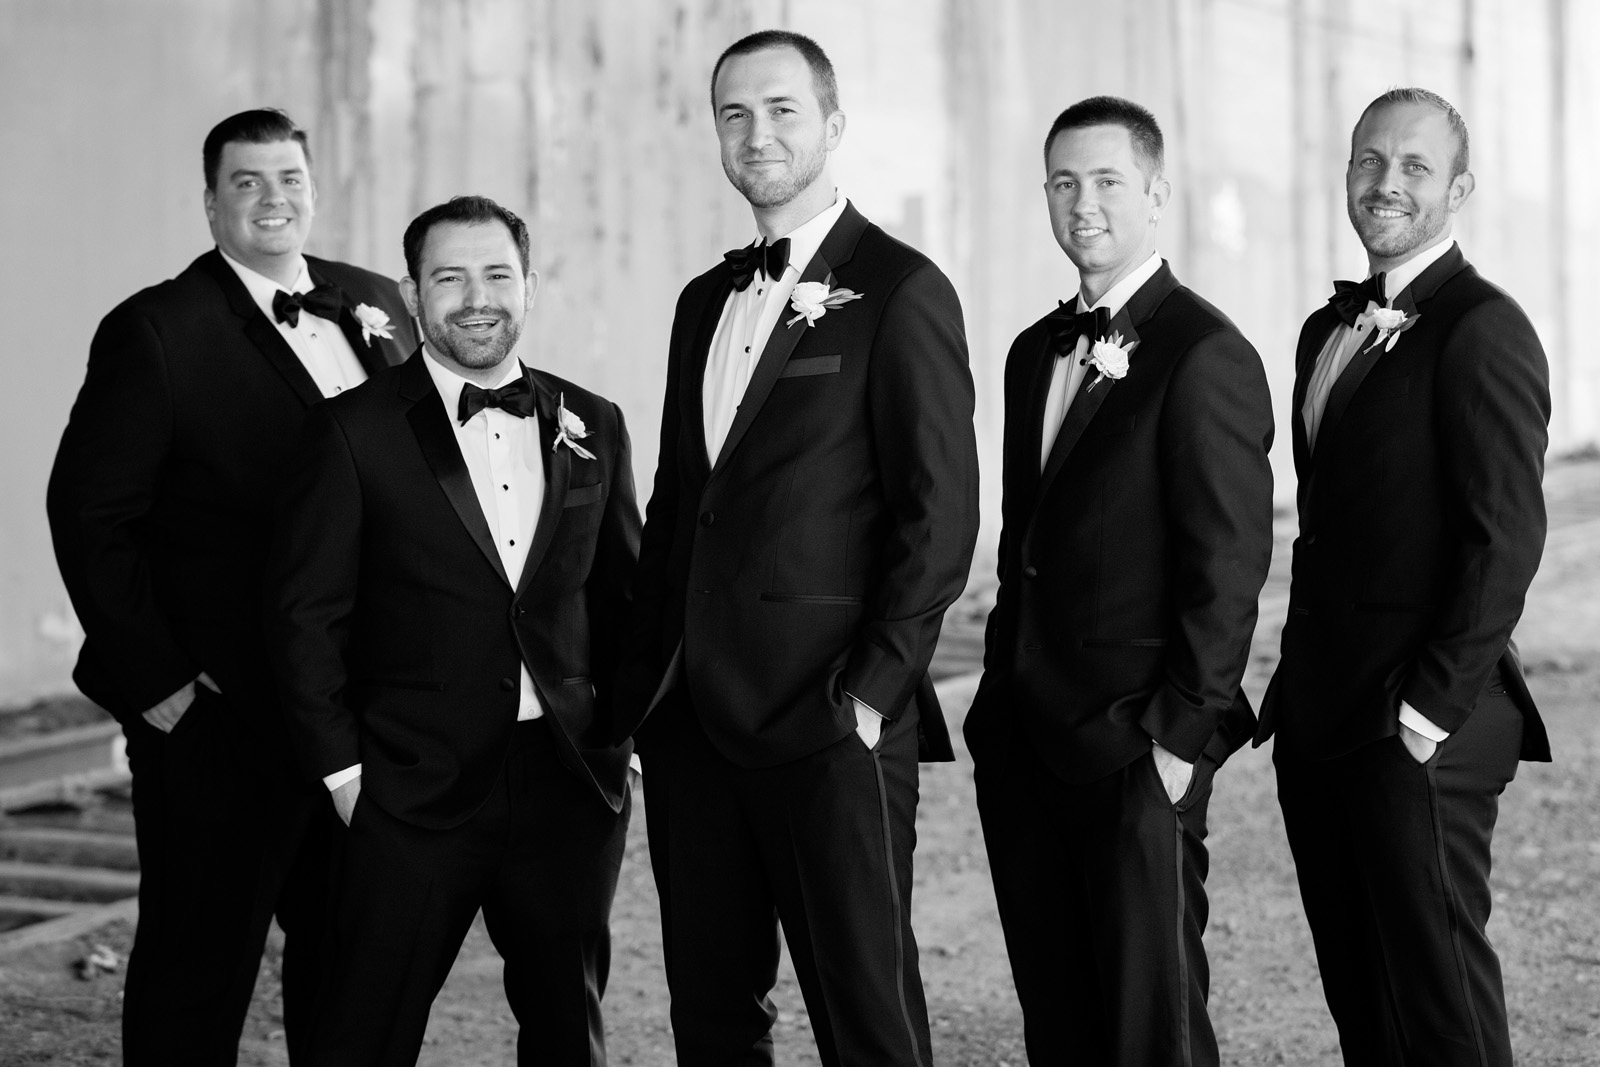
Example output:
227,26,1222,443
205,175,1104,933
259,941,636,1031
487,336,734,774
1256,89,1551,1066
614,29,980,1066
269,195,640,1066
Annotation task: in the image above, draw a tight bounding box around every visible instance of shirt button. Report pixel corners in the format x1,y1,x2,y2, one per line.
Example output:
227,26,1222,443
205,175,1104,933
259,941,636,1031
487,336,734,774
494,433,501,439
757,288,764,295
509,539,516,546
1023,565,1039,578
744,346,751,353
502,484,509,490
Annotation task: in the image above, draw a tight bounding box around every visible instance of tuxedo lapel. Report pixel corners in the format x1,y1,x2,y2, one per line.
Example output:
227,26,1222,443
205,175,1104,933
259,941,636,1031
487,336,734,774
399,352,511,587
1314,246,1464,459
1018,328,1059,501
710,203,870,476
514,375,573,597
1291,306,1340,475
202,251,323,407
1034,264,1174,497
685,276,733,482
307,260,391,377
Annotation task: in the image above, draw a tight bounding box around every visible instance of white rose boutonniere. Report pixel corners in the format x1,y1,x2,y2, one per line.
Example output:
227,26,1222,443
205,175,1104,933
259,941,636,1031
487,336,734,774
1084,330,1137,392
1367,307,1420,352
786,281,864,328
352,303,395,346
553,393,596,459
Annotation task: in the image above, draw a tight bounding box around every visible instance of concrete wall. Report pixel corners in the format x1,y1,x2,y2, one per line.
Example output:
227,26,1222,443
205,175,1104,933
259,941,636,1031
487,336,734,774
4,0,1597,702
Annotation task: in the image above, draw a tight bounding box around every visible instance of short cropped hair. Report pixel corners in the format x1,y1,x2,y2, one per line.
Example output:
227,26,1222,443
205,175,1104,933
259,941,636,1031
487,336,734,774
203,109,310,191
1355,87,1471,179
402,195,532,281
710,30,840,116
1043,96,1165,189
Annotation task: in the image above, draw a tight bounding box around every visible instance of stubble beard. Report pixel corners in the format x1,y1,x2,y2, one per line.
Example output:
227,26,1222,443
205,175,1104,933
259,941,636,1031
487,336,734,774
725,137,829,210
422,307,523,373
1348,192,1449,263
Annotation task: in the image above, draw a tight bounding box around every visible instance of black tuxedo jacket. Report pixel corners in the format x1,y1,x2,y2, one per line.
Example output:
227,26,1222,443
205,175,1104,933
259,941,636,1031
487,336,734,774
966,264,1275,783
268,353,640,829
48,249,415,733
615,203,980,767
1256,245,1551,761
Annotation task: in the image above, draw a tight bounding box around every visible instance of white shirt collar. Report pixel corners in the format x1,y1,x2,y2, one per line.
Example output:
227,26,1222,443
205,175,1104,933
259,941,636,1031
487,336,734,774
421,348,527,422
758,193,851,279
218,247,314,321
1374,237,1456,306
1078,250,1164,317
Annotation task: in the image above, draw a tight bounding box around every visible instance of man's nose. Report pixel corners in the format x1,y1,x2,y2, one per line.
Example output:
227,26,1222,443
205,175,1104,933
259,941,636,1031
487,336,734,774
463,275,489,307
744,113,774,150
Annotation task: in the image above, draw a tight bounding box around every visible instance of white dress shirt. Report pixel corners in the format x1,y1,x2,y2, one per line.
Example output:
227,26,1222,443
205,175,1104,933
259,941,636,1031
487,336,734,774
702,194,851,463
1302,236,1458,744
218,249,367,398
323,351,548,792
1040,251,1163,469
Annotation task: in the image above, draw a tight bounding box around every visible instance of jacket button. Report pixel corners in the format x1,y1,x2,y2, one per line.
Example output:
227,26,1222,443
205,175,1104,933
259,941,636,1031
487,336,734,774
700,511,716,527
1022,565,1038,578
1303,534,1317,546
513,605,527,618
500,678,516,692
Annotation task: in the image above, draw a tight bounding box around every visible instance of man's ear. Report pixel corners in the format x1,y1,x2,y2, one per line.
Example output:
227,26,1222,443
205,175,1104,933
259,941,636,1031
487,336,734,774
400,276,420,318
1150,176,1172,215
203,187,216,223
1448,170,1475,214
824,110,846,151
525,270,541,308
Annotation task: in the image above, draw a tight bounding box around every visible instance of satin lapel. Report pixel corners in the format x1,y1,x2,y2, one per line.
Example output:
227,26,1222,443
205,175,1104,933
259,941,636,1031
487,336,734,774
711,203,869,476
401,352,511,587
1018,327,1058,502
1036,314,1140,494
515,375,573,597
1315,288,1417,459
1292,307,1340,474
685,276,733,482
202,250,323,406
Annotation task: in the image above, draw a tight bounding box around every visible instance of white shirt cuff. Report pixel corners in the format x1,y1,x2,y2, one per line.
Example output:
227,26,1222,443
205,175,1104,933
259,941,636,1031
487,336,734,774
323,764,362,791
1398,701,1449,742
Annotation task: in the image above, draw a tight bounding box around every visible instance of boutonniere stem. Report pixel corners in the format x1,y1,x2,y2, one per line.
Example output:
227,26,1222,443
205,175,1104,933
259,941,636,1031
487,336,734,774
1366,308,1420,353
1082,330,1136,391
553,393,596,459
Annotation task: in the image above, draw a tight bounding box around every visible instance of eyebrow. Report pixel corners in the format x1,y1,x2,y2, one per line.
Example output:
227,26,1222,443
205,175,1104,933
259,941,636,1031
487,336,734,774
1048,165,1127,181
427,262,518,277
227,167,305,182
720,94,801,114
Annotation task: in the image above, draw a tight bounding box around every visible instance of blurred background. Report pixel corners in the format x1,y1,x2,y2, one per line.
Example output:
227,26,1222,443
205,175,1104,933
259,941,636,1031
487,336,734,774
2,0,1597,704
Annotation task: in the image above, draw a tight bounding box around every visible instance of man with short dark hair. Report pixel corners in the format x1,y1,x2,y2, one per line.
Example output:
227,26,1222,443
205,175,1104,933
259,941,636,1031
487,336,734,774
270,195,639,1066
1257,88,1550,1067
966,95,1274,1066
616,29,980,1067
47,108,415,1064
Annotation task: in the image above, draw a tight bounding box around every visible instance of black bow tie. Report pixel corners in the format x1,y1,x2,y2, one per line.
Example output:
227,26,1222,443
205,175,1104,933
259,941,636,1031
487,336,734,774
1045,303,1110,357
271,284,344,327
1327,274,1387,327
724,238,792,292
458,374,538,425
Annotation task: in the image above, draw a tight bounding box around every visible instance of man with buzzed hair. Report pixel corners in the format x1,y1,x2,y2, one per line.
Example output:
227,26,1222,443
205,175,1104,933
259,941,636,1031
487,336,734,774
966,95,1274,1066
48,108,414,1064
616,28,979,1067
1257,88,1550,1066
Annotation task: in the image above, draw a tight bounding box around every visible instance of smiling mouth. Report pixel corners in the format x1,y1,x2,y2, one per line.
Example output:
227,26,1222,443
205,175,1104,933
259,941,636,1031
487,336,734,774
451,315,503,333
254,218,292,229
1072,227,1106,238
1364,206,1409,220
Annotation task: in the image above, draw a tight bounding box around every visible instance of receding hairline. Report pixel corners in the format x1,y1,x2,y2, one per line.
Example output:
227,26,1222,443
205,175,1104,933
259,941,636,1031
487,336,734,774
712,44,825,106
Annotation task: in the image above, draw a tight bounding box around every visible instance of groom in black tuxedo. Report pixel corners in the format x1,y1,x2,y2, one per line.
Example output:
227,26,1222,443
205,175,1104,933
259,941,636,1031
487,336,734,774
47,109,414,1064
966,96,1274,1066
1256,88,1550,1067
269,195,639,1066
615,29,979,1067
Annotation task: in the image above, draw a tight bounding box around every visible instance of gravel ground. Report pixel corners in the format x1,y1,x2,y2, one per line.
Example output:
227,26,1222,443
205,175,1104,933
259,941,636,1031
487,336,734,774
3,473,1597,1065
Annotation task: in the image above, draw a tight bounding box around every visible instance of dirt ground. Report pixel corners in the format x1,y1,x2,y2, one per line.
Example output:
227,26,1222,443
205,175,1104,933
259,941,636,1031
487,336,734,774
3,493,1598,1064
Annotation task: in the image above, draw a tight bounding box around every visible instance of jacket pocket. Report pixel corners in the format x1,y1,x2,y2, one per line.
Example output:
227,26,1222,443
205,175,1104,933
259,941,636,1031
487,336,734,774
760,592,865,605
778,354,843,378
1086,414,1137,438
354,677,446,692
1081,637,1167,648
564,482,604,508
